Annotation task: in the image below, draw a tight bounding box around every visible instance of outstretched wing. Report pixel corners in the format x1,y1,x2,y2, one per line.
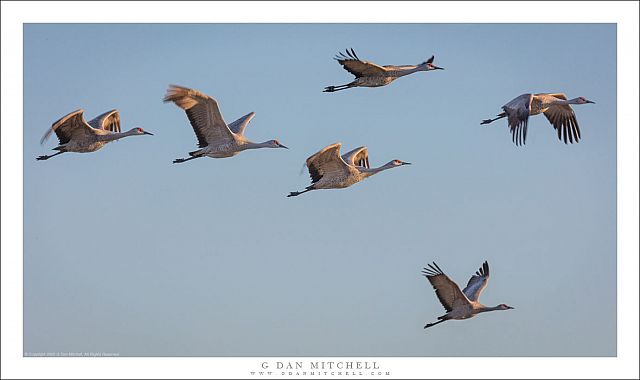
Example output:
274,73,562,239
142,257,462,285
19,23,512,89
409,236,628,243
40,109,96,146
422,262,471,313
163,84,235,148
227,112,256,136
341,146,370,168
502,93,532,146
462,261,490,302
539,93,581,144
334,48,387,78
88,109,121,133
305,143,352,184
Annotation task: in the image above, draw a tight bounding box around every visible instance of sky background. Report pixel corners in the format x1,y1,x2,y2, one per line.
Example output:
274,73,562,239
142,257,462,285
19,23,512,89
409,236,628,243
23,23,616,356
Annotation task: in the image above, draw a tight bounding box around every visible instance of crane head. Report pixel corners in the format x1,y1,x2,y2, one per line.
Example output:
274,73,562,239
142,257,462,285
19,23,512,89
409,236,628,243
389,160,411,167
498,304,514,310
575,96,595,104
267,139,288,149
130,127,154,136
422,56,444,71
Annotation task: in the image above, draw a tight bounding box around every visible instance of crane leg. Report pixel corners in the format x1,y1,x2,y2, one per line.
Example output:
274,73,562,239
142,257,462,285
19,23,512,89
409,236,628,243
36,151,64,161
480,112,507,125
173,155,202,164
287,188,313,197
323,83,355,92
424,319,446,329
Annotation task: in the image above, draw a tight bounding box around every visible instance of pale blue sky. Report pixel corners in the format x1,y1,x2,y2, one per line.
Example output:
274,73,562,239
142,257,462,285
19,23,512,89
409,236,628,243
23,23,616,356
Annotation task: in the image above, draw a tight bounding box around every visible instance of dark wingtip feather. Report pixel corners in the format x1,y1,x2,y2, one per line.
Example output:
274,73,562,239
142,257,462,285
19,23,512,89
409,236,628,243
431,262,445,275
350,48,360,60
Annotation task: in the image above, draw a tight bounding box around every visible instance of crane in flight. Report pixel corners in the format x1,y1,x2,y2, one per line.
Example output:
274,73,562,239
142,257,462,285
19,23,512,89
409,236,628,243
164,85,288,163
323,48,443,92
37,109,153,161
480,93,595,146
422,261,514,329
288,142,410,197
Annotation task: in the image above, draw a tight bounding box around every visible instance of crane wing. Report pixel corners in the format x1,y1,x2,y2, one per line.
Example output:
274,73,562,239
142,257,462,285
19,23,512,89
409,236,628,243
88,109,121,133
422,262,471,313
163,85,235,148
341,146,370,168
502,93,532,146
334,48,387,78
539,93,581,144
227,112,256,136
462,261,490,302
40,109,96,146
305,143,351,184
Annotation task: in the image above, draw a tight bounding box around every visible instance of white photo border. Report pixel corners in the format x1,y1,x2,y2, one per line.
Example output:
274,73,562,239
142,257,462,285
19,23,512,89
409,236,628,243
2,1,638,379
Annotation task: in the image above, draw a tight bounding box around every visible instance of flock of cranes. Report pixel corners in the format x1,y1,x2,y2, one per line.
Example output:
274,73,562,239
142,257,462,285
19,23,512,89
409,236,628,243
37,47,596,329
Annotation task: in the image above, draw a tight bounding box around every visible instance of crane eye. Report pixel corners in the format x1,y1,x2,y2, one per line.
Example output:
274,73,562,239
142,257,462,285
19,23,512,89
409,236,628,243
137,128,143,133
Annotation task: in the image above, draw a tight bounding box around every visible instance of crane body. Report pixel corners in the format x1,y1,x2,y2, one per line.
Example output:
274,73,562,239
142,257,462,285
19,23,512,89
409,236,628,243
481,93,595,145
37,109,152,160
324,48,443,92
288,143,410,197
164,85,287,163
422,261,514,329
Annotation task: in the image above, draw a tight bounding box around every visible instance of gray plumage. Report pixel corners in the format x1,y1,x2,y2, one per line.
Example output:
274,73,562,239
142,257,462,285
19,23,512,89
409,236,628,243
287,143,410,197
164,85,288,163
323,48,443,92
422,261,514,329
481,93,595,146
37,109,153,161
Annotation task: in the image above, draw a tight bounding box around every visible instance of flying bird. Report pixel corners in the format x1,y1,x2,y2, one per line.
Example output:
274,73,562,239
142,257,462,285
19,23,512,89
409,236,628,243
480,93,595,146
323,48,444,92
288,143,410,197
422,261,514,329
164,85,288,163
37,109,153,161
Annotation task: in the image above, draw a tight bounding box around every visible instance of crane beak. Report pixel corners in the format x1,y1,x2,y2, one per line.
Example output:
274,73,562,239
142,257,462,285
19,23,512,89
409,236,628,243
279,143,289,149
508,306,514,309
586,100,595,104
143,131,154,136
401,161,411,165
432,65,444,70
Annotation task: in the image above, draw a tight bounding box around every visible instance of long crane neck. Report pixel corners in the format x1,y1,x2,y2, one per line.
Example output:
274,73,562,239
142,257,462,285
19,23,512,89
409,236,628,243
239,141,273,151
358,162,396,178
547,97,581,107
395,66,424,77
476,305,504,313
97,129,137,142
